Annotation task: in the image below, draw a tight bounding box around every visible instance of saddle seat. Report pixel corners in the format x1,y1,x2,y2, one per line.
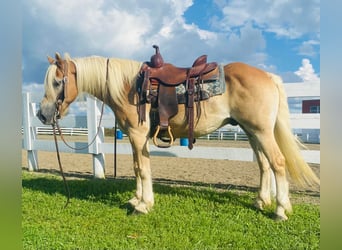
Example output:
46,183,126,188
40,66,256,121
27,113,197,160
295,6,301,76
142,55,217,86
138,45,219,149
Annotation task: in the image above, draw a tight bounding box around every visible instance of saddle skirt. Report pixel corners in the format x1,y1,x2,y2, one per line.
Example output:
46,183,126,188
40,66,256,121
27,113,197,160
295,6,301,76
175,64,225,104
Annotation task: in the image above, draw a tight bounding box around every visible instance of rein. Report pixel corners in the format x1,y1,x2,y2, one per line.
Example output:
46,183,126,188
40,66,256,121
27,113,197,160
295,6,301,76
51,58,110,208
55,101,105,151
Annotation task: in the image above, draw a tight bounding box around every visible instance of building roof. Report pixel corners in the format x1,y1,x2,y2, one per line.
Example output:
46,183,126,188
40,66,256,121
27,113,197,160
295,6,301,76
283,81,320,98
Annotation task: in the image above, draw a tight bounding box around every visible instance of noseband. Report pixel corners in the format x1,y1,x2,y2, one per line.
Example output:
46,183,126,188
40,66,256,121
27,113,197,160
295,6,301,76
53,61,69,124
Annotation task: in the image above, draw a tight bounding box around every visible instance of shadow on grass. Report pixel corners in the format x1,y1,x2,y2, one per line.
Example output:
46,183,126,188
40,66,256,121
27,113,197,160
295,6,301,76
22,168,262,213
22,169,133,198
22,168,319,219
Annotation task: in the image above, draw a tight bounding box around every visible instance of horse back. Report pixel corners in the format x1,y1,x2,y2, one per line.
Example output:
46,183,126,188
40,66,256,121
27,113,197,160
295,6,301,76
224,62,275,88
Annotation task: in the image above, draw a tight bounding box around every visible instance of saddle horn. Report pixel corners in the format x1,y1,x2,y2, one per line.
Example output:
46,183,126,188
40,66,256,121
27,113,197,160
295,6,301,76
150,45,164,68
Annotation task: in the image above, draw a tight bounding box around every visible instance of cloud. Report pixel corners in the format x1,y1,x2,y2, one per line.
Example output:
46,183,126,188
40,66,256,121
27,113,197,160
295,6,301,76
24,1,154,57
214,0,320,39
23,0,320,91
298,40,320,57
23,0,271,83
225,22,266,61
294,59,320,82
23,0,196,59
22,83,44,94
23,1,196,82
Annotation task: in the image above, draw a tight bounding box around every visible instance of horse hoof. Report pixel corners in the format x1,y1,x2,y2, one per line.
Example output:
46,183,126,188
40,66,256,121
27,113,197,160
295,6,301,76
254,198,271,211
133,202,150,214
128,197,140,207
274,214,288,221
254,200,264,211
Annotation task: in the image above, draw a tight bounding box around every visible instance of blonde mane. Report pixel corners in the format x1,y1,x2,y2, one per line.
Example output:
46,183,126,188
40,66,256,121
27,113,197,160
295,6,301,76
70,56,142,106
43,64,58,99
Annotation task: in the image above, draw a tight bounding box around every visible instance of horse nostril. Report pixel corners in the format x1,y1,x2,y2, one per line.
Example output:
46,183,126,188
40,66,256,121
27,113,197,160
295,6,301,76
37,110,46,124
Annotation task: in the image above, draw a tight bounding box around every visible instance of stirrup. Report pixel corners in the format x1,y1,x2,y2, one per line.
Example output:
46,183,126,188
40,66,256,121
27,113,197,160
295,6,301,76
152,125,174,148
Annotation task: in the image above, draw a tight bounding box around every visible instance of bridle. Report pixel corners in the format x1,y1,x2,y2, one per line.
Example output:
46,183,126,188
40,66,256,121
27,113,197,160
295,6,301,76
53,81,65,122
52,59,106,149
53,59,69,123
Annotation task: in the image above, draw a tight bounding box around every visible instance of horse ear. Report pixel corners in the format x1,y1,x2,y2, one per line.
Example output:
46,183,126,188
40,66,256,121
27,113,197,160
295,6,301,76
55,52,62,61
47,55,55,64
55,52,64,67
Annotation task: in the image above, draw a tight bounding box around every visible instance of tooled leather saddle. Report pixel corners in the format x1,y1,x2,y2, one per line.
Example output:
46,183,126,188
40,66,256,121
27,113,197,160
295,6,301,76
138,45,218,149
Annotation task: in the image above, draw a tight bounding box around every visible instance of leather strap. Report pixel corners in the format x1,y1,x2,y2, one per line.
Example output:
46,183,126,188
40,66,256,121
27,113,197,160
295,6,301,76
187,76,195,150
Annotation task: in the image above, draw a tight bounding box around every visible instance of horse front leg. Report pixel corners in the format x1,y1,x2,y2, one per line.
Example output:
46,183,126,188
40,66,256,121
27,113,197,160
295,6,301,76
127,151,143,207
127,129,154,214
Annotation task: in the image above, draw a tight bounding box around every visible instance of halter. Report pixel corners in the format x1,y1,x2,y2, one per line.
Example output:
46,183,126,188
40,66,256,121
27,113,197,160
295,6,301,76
53,60,69,123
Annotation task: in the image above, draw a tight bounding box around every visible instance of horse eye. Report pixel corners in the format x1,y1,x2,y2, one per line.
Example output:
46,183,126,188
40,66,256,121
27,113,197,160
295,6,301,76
53,79,62,88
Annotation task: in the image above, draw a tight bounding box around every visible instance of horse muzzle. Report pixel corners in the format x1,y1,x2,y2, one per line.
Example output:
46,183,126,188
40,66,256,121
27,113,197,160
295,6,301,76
36,103,58,125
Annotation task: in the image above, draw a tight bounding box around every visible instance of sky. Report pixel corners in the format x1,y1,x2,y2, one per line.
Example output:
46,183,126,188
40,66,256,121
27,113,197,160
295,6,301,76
22,0,320,99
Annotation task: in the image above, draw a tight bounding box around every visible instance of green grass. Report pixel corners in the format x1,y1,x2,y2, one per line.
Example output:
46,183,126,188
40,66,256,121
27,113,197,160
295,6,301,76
22,171,319,249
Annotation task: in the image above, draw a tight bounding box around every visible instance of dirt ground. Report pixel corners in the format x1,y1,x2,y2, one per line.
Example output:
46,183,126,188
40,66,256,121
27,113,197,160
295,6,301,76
22,136,320,205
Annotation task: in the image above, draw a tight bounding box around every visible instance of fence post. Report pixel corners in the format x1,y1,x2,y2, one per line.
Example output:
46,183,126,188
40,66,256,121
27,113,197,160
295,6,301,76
22,93,39,171
87,97,105,179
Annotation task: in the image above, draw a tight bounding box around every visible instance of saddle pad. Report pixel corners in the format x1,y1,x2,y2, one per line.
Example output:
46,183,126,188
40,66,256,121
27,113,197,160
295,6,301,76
175,64,225,104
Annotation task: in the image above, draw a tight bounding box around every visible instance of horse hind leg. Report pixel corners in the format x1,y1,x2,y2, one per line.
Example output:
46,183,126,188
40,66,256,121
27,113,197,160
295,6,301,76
246,133,274,210
254,131,293,221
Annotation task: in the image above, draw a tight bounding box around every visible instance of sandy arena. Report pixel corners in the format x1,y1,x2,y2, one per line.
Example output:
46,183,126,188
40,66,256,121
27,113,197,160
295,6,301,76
22,136,320,205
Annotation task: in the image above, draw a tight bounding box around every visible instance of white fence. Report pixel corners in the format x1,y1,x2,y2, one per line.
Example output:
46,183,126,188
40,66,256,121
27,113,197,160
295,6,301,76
22,91,320,178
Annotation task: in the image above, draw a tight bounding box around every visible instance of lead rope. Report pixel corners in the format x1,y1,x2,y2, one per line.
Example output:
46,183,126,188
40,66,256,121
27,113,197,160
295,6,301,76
52,100,105,208
51,58,115,207
55,101,105,151
52,123,71,208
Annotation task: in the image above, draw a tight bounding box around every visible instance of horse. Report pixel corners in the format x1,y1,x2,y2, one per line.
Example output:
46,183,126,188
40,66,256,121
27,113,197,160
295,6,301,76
36,52,319,221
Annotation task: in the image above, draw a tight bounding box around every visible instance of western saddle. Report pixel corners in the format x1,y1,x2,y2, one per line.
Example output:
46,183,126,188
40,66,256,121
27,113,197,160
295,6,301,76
138,45,218,149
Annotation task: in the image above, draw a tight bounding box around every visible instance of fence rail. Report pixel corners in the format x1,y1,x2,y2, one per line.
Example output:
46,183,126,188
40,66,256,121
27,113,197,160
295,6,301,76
22,92,320,178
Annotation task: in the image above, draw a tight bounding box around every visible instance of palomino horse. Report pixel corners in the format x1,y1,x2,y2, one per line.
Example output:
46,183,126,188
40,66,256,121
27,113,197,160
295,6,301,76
37,52,319,220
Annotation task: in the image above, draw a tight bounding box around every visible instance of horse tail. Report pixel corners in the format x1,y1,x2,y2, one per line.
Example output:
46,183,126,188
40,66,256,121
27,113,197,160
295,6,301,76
269,73,320,187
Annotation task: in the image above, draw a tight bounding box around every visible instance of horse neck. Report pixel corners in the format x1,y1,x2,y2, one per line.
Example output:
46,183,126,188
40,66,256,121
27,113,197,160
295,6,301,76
72,57,109,102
